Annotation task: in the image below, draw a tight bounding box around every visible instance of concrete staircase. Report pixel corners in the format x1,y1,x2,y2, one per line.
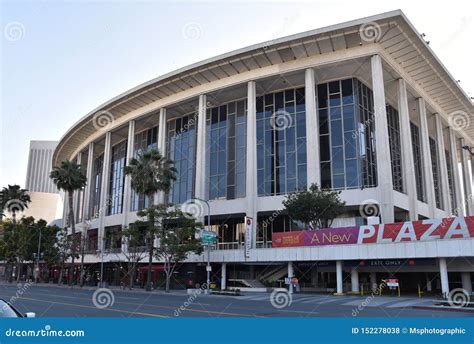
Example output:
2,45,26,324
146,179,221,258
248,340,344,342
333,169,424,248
258,265,288,284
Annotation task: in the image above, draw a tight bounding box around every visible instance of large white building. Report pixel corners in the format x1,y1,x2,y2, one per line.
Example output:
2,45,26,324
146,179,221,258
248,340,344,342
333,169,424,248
52,11,474,295
25,140,59,194
21,141,63,224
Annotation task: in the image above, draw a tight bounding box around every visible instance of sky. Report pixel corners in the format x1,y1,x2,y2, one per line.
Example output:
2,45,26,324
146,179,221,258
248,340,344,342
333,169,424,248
1,0,473,187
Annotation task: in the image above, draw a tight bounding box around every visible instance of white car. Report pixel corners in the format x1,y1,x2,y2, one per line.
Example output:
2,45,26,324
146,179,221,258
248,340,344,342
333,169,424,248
0,299,35,318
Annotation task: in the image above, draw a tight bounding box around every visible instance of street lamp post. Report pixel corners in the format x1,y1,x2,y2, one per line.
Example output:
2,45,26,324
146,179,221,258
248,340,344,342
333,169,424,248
193,197,211,295
35,227,42,283
80,222,90,287
96,237,105,288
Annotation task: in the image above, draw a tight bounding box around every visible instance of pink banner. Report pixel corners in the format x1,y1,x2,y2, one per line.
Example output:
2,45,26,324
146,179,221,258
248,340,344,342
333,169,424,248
304,227,359,246
272,216,474,248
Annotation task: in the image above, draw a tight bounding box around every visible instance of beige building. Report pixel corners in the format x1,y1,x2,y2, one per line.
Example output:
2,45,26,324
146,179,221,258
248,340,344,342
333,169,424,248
21,140,64,224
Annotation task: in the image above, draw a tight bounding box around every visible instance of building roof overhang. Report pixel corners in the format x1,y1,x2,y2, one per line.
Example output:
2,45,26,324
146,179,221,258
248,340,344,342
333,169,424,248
53,9,474,165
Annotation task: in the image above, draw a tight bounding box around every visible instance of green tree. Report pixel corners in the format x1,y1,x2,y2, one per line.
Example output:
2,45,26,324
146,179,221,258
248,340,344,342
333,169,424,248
50,160,87,286
0,219,20,282
0,217,60,283
15,216,37,281
1,185,31,225
38,223,61,283
124,149,176,291
120,225,148,289
136,205,202,292
283,183,346,229
55,227,78,285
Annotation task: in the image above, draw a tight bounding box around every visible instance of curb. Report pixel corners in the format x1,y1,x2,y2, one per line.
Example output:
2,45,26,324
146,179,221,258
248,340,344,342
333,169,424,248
0,282,188,297
412,305,474,313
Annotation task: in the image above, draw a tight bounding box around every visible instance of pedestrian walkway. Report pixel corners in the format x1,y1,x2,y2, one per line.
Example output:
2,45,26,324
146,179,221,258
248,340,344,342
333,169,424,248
233,291,441,310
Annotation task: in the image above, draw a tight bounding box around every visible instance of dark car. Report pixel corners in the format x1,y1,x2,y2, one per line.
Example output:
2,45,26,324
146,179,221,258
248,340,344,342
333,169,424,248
0,299,35,318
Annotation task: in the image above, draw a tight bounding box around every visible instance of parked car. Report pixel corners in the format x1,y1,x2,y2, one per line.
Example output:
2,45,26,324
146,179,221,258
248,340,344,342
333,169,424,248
0,299,35,318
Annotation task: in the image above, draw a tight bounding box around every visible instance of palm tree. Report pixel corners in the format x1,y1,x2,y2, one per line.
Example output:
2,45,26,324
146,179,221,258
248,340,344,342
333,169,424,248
50,160,87,286
1,185,31,281
1,185,31,225
124,148,176,291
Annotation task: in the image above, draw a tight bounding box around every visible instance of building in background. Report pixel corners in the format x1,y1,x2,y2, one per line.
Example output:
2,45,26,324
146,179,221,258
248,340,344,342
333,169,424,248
52,11,473,295
25,140,59,194
22,140,63,224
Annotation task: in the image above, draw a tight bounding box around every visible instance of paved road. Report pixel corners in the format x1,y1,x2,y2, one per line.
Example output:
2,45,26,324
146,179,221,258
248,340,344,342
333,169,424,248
0,283,470,318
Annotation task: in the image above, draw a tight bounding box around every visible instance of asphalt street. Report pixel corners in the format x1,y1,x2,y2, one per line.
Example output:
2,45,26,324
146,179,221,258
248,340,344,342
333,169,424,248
0,283,471,318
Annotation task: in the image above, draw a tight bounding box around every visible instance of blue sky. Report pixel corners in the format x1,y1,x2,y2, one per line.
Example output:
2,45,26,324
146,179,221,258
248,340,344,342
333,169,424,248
1,0,473,187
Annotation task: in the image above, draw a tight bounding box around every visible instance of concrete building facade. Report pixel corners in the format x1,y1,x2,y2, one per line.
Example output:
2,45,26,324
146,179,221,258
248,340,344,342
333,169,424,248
52,11,473,295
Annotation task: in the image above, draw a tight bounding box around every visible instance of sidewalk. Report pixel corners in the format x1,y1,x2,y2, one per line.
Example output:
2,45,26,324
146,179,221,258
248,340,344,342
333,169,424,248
0,281,190,297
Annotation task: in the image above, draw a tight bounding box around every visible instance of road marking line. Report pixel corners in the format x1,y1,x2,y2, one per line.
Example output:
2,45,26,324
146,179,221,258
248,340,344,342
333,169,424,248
13,296,253,317
14,296,169,317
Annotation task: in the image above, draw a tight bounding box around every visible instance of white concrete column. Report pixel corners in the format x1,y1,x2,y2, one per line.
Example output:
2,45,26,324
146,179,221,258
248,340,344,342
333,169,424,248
83,142,94,220
153,114,163,247
74,152,83,224
221,263,227,290
335,260,344,294
370,272,377,292
305,68,320,187
371,54,394,224
287,261,294,294
460,138,473,215
195,95,207,201
439,257,449,298
246,81,258,248
350,268,359,293
122,120,135,227
418,98,436,217
61,190,68,229
157,108,167,204
98,132,112,251
434,114,451,212
398,79,417,220
448,128,464,215
461,272,472,294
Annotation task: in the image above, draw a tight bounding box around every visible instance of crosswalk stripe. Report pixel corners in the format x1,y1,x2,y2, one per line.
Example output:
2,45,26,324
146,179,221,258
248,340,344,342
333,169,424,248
342,299,396,307
293,297,320,303
240,295,269,301
386,300,429,308
309,297,354,304
300,297,335,304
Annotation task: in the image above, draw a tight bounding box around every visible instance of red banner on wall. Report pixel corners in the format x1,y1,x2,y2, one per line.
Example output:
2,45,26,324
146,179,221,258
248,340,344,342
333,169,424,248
272,231,305,247
272,216,474,248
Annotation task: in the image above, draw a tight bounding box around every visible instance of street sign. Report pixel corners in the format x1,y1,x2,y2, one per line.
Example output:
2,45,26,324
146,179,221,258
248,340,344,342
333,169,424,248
245,216,252,257
206,266,212,272
200,230,217,245
386,279,399,287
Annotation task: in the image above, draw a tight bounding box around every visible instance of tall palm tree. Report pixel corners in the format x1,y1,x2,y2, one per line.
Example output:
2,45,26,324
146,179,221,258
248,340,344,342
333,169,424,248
1,185,31,225
124,148,176,291
50,160,87,286
1,185,31,281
